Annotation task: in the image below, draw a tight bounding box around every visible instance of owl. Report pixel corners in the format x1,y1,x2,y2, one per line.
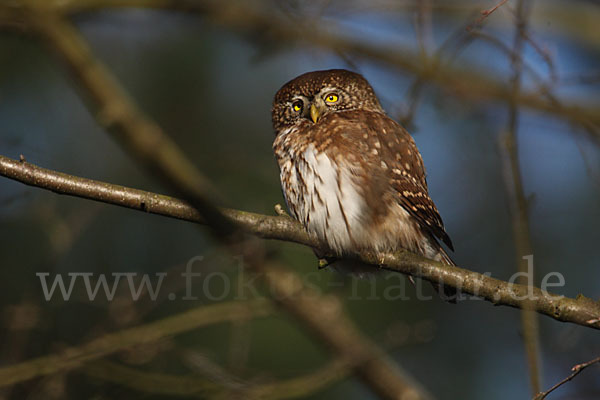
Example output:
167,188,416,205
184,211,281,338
272,69,455,296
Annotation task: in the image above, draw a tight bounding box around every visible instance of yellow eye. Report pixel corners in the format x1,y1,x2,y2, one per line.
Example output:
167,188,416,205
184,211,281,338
325,94,339,103
292,101,303,112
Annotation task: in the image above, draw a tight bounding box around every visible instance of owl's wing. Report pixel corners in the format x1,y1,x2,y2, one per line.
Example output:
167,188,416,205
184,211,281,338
390,174,454,251
322,110,453,251
359,112,454,251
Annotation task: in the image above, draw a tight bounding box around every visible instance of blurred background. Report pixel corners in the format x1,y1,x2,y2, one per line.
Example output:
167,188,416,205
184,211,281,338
0,0,599,399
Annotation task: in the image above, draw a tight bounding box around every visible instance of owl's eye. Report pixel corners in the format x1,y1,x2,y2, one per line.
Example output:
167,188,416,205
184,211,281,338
291,101,303,113
324,93,339,104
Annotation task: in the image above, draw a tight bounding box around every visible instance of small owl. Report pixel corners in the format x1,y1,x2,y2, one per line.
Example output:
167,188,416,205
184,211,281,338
271,69,455,286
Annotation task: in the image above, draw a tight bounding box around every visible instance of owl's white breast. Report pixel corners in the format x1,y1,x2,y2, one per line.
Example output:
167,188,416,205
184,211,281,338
281,144,366,255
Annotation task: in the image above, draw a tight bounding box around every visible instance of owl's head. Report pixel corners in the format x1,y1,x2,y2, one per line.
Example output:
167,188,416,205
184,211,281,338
272,69,383,133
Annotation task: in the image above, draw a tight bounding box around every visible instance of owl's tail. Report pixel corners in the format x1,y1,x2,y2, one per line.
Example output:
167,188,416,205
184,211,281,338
438,246,456,266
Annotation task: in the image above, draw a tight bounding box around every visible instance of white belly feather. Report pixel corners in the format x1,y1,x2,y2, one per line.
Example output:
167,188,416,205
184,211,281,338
281,145,365,255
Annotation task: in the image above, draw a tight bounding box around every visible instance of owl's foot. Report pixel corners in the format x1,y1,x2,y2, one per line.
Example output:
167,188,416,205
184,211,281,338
274,203,289,217
365,251,385,267
317,258,331,269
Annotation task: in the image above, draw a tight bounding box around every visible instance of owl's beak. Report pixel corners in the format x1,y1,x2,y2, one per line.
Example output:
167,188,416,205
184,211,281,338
310,103,320,124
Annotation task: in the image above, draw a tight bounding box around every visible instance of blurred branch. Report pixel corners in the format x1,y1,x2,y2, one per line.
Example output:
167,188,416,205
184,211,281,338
85,327,416,400
83,360,217,397
533,356,600,400
501,0,541,394
181,350,247,392
2,154,600,333
400,5,500,127
227,273,253,376
0,301,40,399
236,357,348,400
1,0,599,136
83,356,348,400
20,1,237,240
0,298,273,388
470,30,598,141
522,30,557,83
255,261,434,400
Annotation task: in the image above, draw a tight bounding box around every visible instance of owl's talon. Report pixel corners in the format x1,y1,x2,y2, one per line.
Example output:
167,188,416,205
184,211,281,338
274,204,289,217
318,258,330,269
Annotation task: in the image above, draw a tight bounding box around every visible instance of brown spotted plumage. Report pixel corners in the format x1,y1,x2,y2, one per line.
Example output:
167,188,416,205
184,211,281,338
271,69,455,279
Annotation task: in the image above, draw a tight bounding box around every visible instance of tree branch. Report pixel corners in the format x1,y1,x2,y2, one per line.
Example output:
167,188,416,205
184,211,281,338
2,154,600,332
83,359,219,398
83,356,347,400
82,322,416,400
0,298,273,388
533,355,600,400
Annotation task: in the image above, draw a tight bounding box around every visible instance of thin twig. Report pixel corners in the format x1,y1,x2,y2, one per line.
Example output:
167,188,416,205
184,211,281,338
523,31,557,83
2,154,600,332
466,0,509,31
533,356,600,400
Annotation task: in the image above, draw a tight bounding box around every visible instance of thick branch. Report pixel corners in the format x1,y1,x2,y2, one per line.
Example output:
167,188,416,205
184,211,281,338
0,155,316,248
2,154,600,331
